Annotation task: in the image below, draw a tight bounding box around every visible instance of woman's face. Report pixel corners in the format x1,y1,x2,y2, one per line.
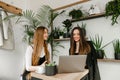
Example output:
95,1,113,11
43,29,48,40
73,29,80,42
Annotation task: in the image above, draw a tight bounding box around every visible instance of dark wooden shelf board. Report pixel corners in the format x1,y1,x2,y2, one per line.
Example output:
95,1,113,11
71,12,106,23
97,58,120,62
53,0,90,11
54,38,70,41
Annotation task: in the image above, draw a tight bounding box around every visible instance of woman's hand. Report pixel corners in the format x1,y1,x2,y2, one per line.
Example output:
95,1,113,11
41,61,47,67
35,61,47,73
27,61,47,72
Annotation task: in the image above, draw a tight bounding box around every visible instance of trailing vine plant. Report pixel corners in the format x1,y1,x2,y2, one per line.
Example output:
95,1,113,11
105,0,120,25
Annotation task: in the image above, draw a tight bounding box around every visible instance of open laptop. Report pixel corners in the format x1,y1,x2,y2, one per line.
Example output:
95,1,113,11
58,55,87,73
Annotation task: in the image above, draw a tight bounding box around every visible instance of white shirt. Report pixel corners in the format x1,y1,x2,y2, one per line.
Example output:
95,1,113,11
25,43,51,71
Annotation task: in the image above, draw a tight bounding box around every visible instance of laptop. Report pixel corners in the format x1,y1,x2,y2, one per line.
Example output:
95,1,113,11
58,55,87,73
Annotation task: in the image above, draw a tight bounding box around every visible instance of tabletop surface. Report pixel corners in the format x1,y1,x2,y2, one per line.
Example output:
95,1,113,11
31,69,89,80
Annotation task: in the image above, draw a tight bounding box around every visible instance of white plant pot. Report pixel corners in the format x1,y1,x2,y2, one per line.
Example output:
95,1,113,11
59,36,63,39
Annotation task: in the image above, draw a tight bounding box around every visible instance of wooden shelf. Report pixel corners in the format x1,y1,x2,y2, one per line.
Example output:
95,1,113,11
71,12,106,23
97,58,120,62
54,37,89,41
53,0,90,11
54,38,70,41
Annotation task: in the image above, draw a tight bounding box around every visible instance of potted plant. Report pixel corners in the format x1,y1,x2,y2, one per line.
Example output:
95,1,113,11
90,35,113,59
113,39,120,60
58,29,64,39
52,27,60,39
47,31,64,56
105,0,120,25
69,9,83,19
62,19,72,38
45,62,57,76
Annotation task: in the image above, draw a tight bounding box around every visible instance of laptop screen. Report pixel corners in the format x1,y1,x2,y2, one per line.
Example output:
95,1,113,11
58,55,87,73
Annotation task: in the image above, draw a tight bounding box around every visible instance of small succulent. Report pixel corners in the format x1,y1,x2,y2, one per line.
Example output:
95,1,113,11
90,35,113,51
113,39,120,54
46,61,56,66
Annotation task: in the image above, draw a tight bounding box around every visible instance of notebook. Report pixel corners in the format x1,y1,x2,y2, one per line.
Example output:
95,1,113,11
58,55,87,73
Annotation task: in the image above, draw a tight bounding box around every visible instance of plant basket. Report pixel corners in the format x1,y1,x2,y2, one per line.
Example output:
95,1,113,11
45,65,57,76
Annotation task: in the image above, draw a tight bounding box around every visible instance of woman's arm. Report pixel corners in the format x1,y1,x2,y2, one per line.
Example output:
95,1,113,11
25,45,46,72
48,43,52,62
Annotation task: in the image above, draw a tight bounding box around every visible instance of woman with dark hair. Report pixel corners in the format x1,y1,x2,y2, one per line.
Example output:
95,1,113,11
69,27,101,80
22,26,51,80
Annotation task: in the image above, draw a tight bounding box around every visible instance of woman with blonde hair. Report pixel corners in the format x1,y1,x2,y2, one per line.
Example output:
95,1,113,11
22,26,51,80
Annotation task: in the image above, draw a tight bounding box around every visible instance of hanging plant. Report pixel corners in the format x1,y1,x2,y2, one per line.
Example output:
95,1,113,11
105,0,120,25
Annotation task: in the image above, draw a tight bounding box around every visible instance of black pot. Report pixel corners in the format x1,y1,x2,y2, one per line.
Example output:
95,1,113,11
45,65,57,76
96,50,105,59
115,53,120,60
53,32,59,39
63,33,70,38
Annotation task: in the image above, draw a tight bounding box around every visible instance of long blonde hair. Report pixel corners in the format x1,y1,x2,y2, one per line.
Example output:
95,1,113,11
70,27,91,55
32,26,50,66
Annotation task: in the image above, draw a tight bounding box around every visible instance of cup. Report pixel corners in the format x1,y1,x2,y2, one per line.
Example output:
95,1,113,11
36,66,45,74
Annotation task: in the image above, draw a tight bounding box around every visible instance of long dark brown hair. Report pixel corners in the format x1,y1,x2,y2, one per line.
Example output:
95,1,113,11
70,27,91,55
32,26,50,66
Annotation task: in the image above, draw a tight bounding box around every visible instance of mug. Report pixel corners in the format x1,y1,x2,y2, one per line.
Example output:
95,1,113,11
36,66,45,74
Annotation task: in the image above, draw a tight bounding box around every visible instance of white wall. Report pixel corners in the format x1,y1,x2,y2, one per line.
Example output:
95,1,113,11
27,0,84,11
0,0,28,80
27,0,120,80
0,24,26,80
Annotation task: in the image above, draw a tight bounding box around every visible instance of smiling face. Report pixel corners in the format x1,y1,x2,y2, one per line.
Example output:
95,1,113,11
73,29,80,42
43,29,48,40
